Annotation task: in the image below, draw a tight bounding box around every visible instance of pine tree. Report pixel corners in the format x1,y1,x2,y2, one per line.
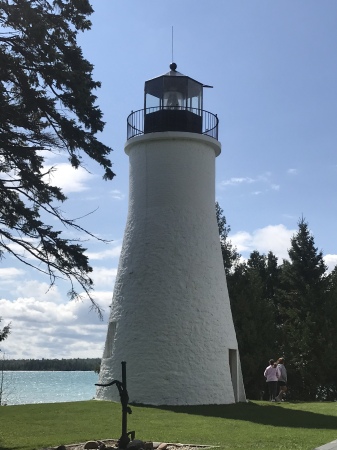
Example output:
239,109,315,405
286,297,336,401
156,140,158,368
276,218,329,399
0,1,115,310
215,204,282,398
0,318,10,347
228,256,279,400
287,217,326,291
215,202,240,275
316,265,337,400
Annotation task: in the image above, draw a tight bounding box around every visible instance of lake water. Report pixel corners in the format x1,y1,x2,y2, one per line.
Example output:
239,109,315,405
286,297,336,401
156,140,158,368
1,371,100,405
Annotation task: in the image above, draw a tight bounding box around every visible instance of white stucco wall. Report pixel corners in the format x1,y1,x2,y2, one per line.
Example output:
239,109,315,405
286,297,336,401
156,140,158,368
97,132,246,405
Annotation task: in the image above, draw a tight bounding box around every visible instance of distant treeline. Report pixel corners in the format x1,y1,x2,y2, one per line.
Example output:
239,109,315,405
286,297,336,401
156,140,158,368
0,358,101,372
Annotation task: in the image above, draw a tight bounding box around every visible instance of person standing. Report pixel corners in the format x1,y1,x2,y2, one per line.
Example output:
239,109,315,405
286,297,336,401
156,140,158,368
275,357,287,402
264,359,279,401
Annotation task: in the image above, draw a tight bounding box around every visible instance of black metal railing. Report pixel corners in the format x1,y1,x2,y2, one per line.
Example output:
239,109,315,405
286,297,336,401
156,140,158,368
127,107,218,140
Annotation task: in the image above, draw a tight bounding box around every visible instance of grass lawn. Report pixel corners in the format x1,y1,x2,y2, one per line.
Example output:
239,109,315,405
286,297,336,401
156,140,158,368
1,400,337,450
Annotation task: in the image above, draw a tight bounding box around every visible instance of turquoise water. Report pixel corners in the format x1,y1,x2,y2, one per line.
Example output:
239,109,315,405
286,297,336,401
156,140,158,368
1,371,99,405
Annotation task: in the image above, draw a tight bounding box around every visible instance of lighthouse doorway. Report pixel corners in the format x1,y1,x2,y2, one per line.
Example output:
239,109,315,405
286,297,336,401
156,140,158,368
229,349,238,402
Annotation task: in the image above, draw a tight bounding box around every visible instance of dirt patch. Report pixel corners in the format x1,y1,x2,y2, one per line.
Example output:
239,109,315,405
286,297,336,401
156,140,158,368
42,440,214,450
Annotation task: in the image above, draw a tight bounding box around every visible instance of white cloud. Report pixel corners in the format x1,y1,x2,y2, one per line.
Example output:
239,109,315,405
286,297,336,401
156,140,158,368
0,272,71,305
43,163,94,193
110,189,125,200
37,149,64,162
287,168,298,175
86,244,122,260
91,266,117,288
0,267,25,279
90,290,113,309
220,176,255,187
230,225,337,270
0,293,112,359
1,240,39,262
282,213,297,220
219,172,280,194
0,227,116,358
324,254,337,273
13,280,62,303
230,231,252,253
231,224,296,261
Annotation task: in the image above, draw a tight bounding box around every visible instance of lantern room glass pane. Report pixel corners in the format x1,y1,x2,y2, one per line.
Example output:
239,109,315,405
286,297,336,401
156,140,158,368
163,76,188,108
189,95,201,112
164,91,184,109
188,78,202,114
146,93,161,110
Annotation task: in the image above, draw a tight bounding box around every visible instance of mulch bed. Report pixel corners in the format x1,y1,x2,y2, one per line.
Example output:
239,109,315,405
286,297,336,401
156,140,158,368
42,439,215,450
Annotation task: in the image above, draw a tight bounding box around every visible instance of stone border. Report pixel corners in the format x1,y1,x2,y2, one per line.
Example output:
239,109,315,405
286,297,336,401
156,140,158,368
42,439,216,450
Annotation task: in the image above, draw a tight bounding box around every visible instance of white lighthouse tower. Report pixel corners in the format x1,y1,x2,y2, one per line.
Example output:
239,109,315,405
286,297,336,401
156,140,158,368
97,64,246,405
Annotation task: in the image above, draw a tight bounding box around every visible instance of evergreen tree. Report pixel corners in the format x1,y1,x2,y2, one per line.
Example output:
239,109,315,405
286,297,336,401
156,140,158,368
215,202,240,274
0,318,10,347
229,252,280,399
0,0,114,310
287,217,326,291
215,204,281,398
316,265,337,400
215,207,337,400
228,262,272,399
248,250,281,319
276,218,329,399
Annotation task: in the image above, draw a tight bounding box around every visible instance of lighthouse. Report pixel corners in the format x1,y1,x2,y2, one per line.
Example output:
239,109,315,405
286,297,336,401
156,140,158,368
96,64,246,405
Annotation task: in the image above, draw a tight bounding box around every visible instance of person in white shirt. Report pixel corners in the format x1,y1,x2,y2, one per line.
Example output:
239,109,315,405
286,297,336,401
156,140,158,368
264,359,279,401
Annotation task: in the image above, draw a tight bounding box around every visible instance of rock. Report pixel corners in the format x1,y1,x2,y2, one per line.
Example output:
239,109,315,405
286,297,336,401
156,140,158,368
158,444,168,450
127,439,145,450
144,443,153,450
84,441,99,449
56,446,66,450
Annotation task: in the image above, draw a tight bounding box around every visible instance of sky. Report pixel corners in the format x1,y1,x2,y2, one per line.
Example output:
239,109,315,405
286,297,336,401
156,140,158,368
1,0,337,360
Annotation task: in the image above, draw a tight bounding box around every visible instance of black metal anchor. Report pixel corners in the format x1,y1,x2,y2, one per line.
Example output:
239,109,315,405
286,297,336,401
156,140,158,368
95,361,135,449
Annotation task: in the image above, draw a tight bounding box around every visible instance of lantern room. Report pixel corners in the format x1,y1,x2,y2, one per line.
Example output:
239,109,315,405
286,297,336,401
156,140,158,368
144,63,204,134
127,63,219,140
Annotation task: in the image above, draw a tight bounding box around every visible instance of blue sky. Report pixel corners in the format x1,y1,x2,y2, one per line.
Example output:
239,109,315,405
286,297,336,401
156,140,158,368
1,0,337,359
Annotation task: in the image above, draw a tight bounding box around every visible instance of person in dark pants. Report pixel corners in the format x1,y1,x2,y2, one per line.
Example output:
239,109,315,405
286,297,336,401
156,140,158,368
264,359,279,401
275,357,287,402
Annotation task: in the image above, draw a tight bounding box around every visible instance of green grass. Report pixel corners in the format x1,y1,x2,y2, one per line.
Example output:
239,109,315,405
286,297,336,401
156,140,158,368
1,401,337,450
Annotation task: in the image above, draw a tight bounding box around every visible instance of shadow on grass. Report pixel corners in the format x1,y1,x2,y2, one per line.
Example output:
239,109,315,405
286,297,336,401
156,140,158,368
136,402,337,430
